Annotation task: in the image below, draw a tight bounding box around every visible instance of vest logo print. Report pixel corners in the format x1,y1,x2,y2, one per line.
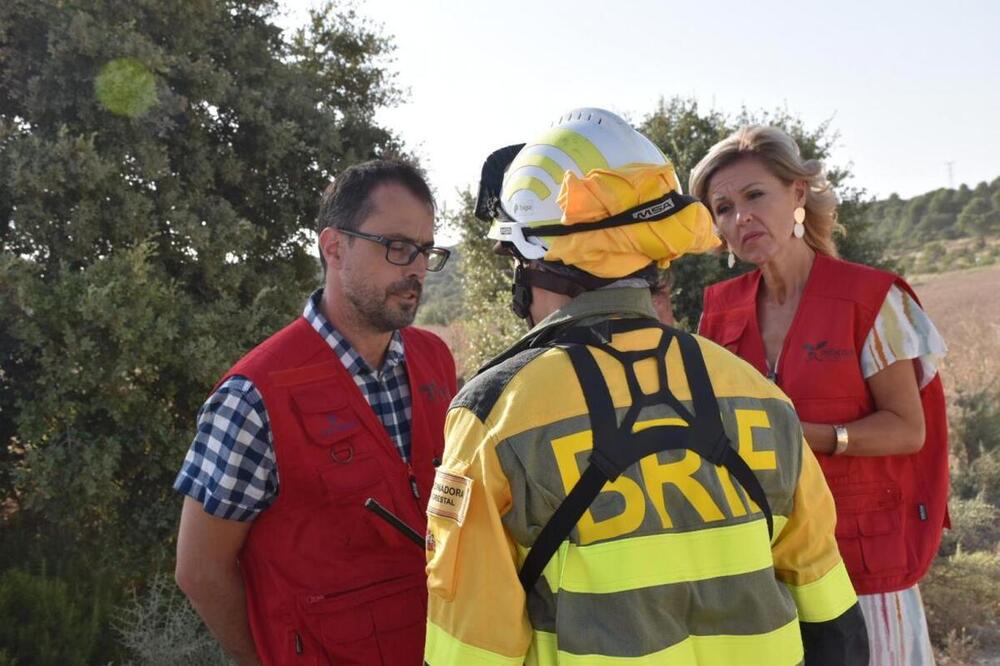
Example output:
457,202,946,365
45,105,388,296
320,414,356,438
803,340,853,362
427,470,473,526
419,382,452,403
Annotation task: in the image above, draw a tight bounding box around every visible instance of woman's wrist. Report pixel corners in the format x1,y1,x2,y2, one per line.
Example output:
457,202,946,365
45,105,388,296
832,424,850,455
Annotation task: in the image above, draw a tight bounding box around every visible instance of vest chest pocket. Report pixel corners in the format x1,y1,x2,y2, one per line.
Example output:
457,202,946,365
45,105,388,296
290,383,408,549
291,383,362,456
833,481,908,577
317,456,407,551
710,318,747,354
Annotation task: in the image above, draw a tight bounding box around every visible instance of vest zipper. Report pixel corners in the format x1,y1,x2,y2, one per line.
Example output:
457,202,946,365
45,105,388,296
407,464,420,499
294,631,303,654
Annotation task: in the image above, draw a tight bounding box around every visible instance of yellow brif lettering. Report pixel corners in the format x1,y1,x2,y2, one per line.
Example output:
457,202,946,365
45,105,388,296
633,417,725,527
736,409,777,471
637,440,726,527
551,430,645,544
715,465,750,518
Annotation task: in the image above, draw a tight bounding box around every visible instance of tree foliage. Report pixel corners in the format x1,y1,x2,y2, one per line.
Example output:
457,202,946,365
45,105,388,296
1,0,402,659
448,190,523,374
867,177,1000,246
415,246,463,326
0,569,96,665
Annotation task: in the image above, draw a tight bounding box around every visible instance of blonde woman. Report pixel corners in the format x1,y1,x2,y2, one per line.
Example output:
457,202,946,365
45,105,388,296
693,126,949,666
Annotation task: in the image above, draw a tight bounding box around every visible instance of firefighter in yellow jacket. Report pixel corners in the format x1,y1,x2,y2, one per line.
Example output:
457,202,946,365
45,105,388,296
424,108,869,665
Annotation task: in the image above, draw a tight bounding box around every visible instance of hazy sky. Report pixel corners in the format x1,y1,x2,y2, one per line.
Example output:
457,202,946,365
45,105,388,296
281,0,999,238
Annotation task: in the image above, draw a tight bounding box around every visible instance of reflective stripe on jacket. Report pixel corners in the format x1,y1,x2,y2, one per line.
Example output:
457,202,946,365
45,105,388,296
425,288,864,665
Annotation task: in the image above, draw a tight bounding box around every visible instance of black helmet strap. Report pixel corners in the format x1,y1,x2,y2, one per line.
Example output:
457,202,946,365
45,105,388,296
511,264,589,320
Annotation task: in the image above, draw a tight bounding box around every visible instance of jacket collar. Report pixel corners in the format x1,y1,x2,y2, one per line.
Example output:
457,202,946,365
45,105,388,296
527,287,658,337
476,288,658,376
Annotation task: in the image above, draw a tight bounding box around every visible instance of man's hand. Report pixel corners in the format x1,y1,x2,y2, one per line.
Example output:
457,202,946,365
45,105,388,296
175,497,261,666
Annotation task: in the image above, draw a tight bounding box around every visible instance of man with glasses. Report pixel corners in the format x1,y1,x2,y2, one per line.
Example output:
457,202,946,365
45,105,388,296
174,160,457,665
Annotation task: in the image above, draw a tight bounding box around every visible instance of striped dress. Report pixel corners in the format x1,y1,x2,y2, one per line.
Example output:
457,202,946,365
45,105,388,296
858,284,948,666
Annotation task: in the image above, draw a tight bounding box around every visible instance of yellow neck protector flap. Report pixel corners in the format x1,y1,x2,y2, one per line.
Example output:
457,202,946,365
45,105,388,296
542,164,719,278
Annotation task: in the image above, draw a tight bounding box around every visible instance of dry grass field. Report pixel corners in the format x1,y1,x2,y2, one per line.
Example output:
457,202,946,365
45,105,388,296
911,265,1000,400
910,266,1000,665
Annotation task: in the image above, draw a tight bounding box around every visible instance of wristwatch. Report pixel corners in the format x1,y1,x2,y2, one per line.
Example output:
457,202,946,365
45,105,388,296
832,425,850,455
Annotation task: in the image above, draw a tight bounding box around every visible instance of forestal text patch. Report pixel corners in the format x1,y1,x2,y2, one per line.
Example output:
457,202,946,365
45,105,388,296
427,469,473,526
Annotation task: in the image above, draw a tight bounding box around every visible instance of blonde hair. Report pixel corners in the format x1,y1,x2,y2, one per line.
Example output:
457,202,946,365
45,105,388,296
689,126,842,258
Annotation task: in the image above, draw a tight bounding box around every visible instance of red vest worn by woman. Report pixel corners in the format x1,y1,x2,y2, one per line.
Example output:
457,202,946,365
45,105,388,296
699,254,949,595
222,317,455,665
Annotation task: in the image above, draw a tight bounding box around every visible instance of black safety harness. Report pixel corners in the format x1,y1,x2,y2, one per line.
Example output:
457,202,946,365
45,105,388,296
489,317,774,593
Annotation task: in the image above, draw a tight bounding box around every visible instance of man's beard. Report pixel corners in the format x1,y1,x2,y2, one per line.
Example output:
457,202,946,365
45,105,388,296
346,275,423,333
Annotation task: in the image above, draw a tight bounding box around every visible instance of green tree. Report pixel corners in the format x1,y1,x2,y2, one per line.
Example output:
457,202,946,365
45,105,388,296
415,247,464,326
450,190,523,374
1,0,402,658
958,196,999,237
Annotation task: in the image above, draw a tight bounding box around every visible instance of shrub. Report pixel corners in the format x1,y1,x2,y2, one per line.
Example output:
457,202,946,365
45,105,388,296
938,497,1000,556
954,386,1000,462
962,449,1000,507
0,569,95,665
923,550,1000,655
924,241,948,263
114,573,229,666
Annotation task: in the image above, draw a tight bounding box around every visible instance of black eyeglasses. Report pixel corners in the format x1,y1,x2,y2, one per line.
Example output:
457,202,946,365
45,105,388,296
338,228,451,272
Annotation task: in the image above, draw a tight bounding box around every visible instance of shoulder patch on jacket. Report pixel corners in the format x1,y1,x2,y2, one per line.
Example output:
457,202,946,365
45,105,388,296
427,469,473,525
452,347,549,421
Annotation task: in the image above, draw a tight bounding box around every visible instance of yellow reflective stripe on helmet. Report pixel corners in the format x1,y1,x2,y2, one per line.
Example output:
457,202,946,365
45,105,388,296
519,520,773,595
425,620,524,665
529,618,802,665
509,153,567,188
529,128,609,174
783,560,857,623
525,218,562,229
504,175,551,202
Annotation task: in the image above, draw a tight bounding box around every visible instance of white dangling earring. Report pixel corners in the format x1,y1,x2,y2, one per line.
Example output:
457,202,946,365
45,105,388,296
727,251,736,269
793,207,806,239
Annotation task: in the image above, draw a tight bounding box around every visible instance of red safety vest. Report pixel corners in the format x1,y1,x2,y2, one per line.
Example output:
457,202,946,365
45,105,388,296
699,254,949,595
221,317,455,665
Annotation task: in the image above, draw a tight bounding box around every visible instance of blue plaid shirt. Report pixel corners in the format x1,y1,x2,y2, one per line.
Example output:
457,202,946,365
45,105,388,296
173,289,413,521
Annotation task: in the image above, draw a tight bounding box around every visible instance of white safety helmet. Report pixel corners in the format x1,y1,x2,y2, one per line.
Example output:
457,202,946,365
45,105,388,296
484,108,671,260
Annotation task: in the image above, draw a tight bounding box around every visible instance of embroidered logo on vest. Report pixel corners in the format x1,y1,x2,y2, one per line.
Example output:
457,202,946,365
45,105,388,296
419,381,452,402
803,340,852,362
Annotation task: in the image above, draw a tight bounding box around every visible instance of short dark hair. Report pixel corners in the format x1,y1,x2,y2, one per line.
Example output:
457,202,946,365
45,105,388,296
650,268,673,294
317,159,435,234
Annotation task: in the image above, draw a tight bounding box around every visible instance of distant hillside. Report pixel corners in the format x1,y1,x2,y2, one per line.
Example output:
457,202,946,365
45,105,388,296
865,177,1000,275
867,177,1000,249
